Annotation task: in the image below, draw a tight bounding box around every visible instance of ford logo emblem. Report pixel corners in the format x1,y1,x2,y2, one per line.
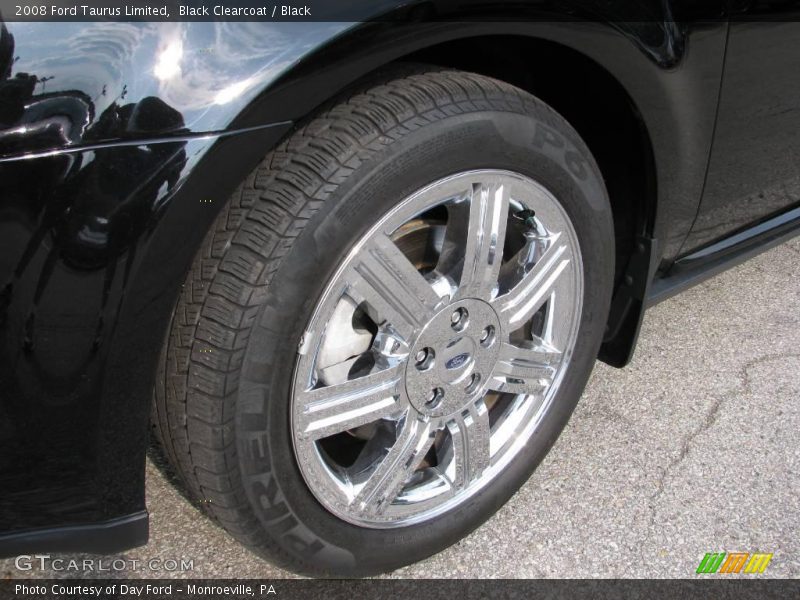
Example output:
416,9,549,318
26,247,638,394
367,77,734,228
445,353,470,370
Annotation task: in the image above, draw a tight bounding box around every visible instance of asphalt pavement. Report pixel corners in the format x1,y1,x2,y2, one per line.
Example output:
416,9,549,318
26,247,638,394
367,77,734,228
3,237,799,579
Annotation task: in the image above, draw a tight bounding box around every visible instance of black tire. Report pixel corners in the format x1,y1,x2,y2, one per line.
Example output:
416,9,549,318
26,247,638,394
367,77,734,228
152,67,614,576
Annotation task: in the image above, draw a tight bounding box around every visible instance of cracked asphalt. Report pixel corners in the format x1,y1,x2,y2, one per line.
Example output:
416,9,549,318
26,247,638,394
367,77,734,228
2,237,798,580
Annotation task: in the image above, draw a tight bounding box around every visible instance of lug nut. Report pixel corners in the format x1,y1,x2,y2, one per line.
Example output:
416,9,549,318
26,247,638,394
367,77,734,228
480,325,495,347
414,347,435,371
465,373,481,393
426,387,444,407
451,307,469,331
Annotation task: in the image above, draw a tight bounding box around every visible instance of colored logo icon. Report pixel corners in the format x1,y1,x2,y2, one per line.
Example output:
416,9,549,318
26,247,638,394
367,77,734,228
696,552,773,574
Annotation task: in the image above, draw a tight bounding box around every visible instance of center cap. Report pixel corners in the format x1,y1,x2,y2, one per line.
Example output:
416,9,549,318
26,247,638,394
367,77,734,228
441,336,475,383
405,298,502,419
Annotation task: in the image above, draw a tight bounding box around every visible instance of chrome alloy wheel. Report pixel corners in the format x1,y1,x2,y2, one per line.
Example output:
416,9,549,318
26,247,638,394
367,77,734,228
291,169,583,527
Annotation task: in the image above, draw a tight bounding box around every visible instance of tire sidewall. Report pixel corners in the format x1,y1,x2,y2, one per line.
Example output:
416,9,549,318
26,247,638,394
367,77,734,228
236,108,613,576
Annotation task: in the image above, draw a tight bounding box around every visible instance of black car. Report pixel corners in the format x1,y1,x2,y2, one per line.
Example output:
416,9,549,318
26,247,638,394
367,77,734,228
1,2,799,577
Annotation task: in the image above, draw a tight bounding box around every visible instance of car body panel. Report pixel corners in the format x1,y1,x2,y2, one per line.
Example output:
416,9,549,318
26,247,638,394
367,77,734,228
679,19,800,254
0,123,290,544
0,21,352,156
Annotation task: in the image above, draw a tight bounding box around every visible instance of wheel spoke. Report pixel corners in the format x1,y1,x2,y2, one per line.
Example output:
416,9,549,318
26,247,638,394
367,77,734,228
455,181,510,299
491,233,570,330
446,398,491,489
489,342,560,395
296,364,404,440
352,416,435,517
348,233,441,342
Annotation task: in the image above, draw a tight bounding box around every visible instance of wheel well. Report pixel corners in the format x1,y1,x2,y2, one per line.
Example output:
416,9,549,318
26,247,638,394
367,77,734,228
404,35,657,287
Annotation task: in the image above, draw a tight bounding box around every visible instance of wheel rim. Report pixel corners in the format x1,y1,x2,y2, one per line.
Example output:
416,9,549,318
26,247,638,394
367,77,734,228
291,169,584,528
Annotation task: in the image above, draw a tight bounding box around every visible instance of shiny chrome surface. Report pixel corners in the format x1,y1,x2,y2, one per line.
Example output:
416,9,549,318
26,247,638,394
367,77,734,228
291,170,583,527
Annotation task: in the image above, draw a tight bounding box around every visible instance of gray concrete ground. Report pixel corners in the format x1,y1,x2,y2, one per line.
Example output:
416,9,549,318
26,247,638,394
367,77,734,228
3,237,799,579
